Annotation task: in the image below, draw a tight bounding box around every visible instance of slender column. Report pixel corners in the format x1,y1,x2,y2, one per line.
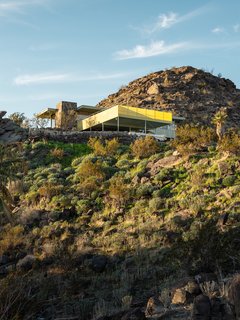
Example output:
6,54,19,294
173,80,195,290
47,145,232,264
144,120,147,133
102,122,104,131
117,117,119,132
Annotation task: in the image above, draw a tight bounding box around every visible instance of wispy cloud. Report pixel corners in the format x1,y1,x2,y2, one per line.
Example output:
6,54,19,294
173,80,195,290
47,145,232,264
143,7,207,34
14,72,130,86
115,41,187,60
0,0,48,16
212,27,225,34
14,73,70,85
233,24,240,32
115,40,240,60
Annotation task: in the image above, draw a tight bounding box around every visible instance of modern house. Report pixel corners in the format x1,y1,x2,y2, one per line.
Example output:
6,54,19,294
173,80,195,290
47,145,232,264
36,101,183,139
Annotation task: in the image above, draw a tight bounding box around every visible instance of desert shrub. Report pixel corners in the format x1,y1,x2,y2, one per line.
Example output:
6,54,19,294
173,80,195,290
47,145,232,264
149,197,163,212
88,137,120,156
49,195,72,211
130,136,160,159
50,147,64,158
75,158,105,182
218,132,240,155
109,175,131,207
130,159,148,178
136,184,155,198
172,125,216,156
154,168,171,183
77,176,100,196
116,159,131,170
76,199,90,214
38,183,64,200
0,225,24,255
222,175,236,187
158,184,172,198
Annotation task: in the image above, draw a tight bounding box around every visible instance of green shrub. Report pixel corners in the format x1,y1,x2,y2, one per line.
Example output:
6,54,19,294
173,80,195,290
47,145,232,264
76,199,90,215
172,125,216,156
136,185,155,198
88,137,120,157
222,175,236,187
218,132,240,155
149,197,163,212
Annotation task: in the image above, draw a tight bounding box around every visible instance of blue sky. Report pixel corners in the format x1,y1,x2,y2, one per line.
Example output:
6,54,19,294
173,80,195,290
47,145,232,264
1,0,240,117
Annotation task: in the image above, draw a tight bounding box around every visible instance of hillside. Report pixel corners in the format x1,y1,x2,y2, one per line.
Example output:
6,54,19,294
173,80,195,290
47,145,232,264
97,66,240,127
1,132,240,319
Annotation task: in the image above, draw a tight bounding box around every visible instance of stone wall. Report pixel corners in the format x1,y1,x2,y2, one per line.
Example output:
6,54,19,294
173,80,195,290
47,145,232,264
55,101,78,129
29,128,139,144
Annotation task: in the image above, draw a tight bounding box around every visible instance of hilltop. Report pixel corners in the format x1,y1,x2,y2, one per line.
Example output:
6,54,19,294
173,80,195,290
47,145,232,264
97,66,240,127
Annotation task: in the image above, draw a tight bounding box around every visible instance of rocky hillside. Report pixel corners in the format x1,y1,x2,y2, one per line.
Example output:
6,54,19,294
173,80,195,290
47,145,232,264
0,111,27,143
97,66,240,127
1,134,240,319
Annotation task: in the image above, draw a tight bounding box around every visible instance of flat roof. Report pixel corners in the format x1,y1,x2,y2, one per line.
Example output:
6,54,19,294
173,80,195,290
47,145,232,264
36,108,57,119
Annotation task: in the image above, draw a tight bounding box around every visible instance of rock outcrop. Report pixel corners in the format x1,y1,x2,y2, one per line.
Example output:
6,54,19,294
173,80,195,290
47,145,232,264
0,111,27,143
97,66,240,127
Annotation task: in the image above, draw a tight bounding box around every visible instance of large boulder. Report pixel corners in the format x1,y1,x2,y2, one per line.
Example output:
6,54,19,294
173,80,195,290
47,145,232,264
90,255,108,273
226,274,240,320
0,111,27,143
191,294,211,320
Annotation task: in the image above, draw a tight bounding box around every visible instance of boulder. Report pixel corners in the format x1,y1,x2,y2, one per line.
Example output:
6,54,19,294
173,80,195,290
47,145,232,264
16,254,37,271
0,113,27,143
0,111,7,119
226,274,240,320
90,255,108,273
0,255,9,266
121,307,146,320
145,296,165,317
172,288,190,305
191,294,211,320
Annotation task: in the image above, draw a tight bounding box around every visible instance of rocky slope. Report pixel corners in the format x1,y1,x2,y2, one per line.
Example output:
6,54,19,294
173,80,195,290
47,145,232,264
1,136,240,319
0,111,27,143
97,66,240,127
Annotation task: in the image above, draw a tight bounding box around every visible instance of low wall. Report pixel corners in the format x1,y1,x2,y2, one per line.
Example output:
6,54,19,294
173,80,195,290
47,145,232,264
29,129,139,144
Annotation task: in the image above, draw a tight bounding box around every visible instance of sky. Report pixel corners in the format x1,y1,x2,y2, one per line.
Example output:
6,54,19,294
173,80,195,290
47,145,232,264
0,0,240,118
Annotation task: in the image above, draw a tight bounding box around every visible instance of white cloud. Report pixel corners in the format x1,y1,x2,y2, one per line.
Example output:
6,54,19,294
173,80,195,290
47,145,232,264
144,7,207,34
115,40,240,60
0,0,48,16
233,24,240,32
14,72,130,85
212,27,225,34
115,41,187,60
14,73,70,85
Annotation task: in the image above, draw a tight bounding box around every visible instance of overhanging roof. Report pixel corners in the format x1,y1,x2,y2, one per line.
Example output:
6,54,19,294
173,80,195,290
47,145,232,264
78,105,173,131
36,108,57,119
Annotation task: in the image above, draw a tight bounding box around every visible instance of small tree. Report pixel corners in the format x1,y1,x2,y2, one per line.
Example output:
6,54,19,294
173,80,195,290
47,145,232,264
212,108,227,141
9,112,26,127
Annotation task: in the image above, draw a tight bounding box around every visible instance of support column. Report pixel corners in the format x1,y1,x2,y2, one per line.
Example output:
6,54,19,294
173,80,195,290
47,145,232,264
50,117,53,128
117,117,119,132
144,120,147,134
102,122,104,131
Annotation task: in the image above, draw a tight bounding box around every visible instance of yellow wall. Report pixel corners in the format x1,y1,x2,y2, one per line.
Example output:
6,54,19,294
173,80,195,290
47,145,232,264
118,105,172,122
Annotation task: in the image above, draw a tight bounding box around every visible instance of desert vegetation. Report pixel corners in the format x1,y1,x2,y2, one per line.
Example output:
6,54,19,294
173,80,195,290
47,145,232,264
0,125,240,319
